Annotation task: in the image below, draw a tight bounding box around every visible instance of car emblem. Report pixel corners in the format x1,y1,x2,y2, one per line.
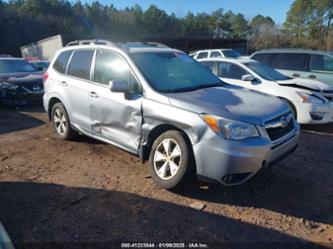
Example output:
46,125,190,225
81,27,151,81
33,85,41,91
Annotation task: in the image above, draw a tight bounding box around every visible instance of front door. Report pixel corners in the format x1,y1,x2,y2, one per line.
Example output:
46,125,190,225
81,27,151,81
89,49,143,153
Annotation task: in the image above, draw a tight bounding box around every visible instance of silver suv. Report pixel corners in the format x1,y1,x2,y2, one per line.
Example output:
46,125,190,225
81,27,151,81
43,40,300,189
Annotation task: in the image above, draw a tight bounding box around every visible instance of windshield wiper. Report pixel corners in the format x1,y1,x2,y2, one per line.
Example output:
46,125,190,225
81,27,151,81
163,83,224,93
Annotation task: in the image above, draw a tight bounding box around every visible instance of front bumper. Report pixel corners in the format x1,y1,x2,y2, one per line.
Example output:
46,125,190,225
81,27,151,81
295,101,333,124
194,122,300,186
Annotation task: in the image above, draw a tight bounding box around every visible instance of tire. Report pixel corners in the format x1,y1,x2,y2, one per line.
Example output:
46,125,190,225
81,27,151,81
51,103,77,140
148,130,195,190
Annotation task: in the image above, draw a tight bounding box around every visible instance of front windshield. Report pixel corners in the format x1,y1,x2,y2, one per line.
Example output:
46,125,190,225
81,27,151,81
223,50,241,58
245,62,290,81
0,59,39,73
131,51,224,92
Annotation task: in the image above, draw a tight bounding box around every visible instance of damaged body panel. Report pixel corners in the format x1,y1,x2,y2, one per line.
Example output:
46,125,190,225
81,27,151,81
44,43,300,187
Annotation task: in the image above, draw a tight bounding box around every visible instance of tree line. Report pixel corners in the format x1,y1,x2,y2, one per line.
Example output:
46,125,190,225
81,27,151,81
0,0,332,56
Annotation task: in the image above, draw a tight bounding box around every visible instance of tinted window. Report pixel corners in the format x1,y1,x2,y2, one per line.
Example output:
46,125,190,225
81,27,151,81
210,51,221,58
131,52,223,92
53,50,72,74
217,62,247,80
223,50,241,58
252,53,272,66
200,61,215,71
197,52,208,59
310,55,333,72
0,59,39,73
94,50,140,92
68,50,94,80
271,53,309,71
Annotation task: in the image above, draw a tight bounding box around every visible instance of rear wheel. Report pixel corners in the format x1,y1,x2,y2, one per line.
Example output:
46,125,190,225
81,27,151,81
51,103,77,140
148,130,194,190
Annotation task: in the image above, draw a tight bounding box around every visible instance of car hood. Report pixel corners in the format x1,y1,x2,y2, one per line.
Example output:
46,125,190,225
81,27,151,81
165,85,288,125
276,78,333,92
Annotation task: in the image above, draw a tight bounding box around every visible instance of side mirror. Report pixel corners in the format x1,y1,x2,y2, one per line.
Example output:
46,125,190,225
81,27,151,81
242,74,255,81
109,80,128,93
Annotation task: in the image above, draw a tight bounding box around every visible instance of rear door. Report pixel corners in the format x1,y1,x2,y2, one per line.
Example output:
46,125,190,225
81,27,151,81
66,49,95,132
90,49,142,153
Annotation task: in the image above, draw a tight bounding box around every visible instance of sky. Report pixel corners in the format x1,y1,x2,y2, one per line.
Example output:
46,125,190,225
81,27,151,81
85,0,294,24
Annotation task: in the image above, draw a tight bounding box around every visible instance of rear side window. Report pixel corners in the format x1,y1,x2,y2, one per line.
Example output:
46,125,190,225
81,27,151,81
197,52,208,59
217,62,247,80
210,51,221,58
53,50,72,74
67,50,94,80
271,53,309,71
310,55,333,72
252,53,272,66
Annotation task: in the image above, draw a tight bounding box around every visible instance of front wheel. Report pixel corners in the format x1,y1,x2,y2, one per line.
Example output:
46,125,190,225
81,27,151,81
148,130,194,190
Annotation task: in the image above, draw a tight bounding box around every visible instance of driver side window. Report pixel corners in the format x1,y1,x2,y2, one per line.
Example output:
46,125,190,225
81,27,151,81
217,62,247,80
94,49,141,93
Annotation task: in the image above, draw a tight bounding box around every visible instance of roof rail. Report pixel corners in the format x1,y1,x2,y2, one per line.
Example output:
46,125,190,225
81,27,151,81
66,39,117,47
119,41,170,50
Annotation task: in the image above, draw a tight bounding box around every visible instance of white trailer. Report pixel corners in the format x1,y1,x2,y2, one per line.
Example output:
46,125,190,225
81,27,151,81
20,34,63,61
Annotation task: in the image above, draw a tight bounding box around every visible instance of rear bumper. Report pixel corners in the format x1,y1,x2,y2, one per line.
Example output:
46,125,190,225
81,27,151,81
194,123,300,186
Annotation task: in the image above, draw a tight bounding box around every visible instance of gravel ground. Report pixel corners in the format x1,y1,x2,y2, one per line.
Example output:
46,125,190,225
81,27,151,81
0,106,332,249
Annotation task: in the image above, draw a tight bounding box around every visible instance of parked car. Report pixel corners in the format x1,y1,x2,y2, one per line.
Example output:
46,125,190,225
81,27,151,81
0,57,44,106
250,49,333,85
44,40,299,189
199,57,333,124
190,49,241,60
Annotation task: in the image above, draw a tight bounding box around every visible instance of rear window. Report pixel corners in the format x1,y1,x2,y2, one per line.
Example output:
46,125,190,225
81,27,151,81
53,50,72,74
271,53,309,71
67,50,94,80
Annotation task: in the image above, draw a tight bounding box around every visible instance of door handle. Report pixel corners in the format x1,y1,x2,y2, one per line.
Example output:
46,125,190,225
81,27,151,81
292,73,300,77
308,74,317,79
60,81,67,86
89,91,99,98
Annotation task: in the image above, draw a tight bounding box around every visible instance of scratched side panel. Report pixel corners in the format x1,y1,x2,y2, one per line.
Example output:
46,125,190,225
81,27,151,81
141,98,209,147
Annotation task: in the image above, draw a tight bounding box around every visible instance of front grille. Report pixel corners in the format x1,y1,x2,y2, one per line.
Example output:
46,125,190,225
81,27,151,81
265,113,294,141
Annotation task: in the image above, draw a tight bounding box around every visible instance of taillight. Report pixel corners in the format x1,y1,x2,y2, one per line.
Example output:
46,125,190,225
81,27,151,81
43,72,49,82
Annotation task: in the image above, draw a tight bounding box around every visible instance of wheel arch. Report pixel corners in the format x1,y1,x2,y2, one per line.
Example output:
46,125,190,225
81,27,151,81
141,123,194,162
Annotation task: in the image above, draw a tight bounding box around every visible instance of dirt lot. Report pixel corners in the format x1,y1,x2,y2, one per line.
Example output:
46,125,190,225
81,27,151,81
0,106,333,249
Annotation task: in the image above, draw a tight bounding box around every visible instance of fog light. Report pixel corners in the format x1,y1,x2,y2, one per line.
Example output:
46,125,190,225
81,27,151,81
310,112,326,121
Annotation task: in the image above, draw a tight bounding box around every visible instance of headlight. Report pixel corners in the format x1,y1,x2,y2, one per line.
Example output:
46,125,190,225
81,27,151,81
201,114,259,140
297,92,325,104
